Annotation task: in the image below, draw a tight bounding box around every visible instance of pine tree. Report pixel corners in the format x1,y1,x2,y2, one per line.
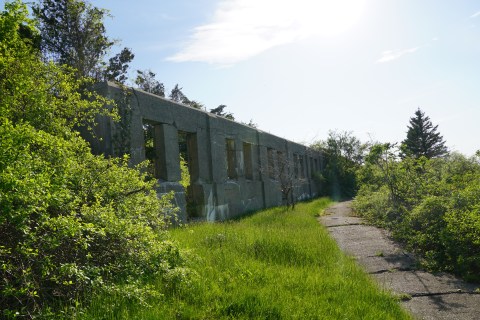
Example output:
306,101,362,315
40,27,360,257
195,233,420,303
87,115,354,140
401,108,448,159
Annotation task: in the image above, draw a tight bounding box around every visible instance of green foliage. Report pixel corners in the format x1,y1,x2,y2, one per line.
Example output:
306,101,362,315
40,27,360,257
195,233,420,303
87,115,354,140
135,69,165,96
210,104,235,120
400,108,448,159
0,123,185,316
312,130,368,200
104,47,135,84
169,83,189,104
33,0,114,79
0,2,187,317
354,149,480,281
180,156,191,190
0,0,114,137
241,119,258,128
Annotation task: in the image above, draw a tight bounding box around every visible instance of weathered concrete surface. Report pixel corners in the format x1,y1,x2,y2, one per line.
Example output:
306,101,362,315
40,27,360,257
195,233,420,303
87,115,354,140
320,201,480,320
88,82,323,221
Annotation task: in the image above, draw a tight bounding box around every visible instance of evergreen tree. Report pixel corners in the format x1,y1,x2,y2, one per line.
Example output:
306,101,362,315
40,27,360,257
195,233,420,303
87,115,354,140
401,108,448,159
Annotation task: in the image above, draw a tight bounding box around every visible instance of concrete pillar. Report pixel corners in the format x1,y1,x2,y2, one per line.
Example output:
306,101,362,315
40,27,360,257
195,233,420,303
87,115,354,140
129,109,145,166
194,128,211,182
154,123,181,181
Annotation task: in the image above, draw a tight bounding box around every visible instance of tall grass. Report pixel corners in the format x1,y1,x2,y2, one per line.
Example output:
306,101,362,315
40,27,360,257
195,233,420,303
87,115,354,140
81,198,411,319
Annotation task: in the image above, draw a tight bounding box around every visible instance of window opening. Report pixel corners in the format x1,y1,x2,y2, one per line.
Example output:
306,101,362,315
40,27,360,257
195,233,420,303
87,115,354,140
226,138,237,179
143,121,158,178
299,155,305,179
267,148,275,179
179,131,199,218
243,142,253,180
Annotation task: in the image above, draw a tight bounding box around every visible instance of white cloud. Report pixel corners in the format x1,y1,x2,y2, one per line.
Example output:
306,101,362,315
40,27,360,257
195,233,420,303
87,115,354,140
167,0,365,65
376,47,420,63
470,11,480,18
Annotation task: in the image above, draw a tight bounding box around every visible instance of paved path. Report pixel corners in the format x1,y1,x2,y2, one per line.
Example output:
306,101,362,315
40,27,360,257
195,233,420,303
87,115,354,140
319,201,480,320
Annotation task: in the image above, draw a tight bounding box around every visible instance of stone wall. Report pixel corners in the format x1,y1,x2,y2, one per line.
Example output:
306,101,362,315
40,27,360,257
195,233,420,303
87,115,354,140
86,82,323,221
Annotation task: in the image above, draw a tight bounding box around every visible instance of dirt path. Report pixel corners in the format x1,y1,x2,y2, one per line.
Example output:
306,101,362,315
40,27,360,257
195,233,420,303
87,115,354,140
319,201,480,320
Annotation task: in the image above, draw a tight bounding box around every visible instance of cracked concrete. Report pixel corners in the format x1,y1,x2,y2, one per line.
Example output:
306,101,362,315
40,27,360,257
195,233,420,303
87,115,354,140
320,201,480,320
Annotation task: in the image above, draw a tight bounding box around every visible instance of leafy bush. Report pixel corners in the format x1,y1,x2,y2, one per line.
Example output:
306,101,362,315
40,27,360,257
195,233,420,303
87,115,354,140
0,105,189,319
312,131,368,200
401,196,450,268
0,2,188,317
353,186,395,227
354,146,480,281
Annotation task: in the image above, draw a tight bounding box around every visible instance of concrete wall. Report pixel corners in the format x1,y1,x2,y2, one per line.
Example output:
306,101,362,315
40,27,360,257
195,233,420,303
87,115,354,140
87,82,323,221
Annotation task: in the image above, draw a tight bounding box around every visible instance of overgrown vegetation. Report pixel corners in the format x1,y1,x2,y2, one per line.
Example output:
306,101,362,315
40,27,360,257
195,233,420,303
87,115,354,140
80,199,411,319
353,110,480,282
354,145,480,281
2,0,478,317
312,130,368,200
311,112,480,283
0,2,188,317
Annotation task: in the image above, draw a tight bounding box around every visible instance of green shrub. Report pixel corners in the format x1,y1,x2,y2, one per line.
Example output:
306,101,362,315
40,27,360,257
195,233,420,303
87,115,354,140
353,186,394,227
400,196,450,269
354,148,480,281
311,131,368,200
444,184,480,280
0,123,187,317
0,3,189,317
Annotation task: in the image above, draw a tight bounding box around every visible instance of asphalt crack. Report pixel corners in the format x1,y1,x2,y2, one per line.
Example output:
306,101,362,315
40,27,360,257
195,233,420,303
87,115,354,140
369,267,416,274
409,290,480,297
325,223,364,228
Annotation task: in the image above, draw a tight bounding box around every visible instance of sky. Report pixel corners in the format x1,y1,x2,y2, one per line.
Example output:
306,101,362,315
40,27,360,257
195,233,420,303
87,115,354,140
5,0,480,155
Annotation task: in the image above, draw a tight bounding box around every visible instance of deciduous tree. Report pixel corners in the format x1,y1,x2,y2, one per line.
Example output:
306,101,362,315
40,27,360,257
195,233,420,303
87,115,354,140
33,0,114,78
312,131,368,199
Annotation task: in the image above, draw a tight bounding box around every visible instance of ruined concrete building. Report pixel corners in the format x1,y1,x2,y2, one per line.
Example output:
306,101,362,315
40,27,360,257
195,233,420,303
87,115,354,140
87,82,323,221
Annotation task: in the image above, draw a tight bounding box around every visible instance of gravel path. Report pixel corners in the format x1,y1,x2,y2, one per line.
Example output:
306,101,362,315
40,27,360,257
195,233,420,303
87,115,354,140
319,201,480,320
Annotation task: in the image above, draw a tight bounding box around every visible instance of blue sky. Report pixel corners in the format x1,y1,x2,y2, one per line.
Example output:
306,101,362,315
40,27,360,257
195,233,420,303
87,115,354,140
6,0,480,155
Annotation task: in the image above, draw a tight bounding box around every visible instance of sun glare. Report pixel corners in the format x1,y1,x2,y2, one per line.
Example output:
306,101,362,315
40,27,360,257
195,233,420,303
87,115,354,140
295,0,366,38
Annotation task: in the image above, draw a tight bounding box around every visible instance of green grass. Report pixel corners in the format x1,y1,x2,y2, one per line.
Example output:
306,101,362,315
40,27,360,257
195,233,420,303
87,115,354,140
81,198,412,319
